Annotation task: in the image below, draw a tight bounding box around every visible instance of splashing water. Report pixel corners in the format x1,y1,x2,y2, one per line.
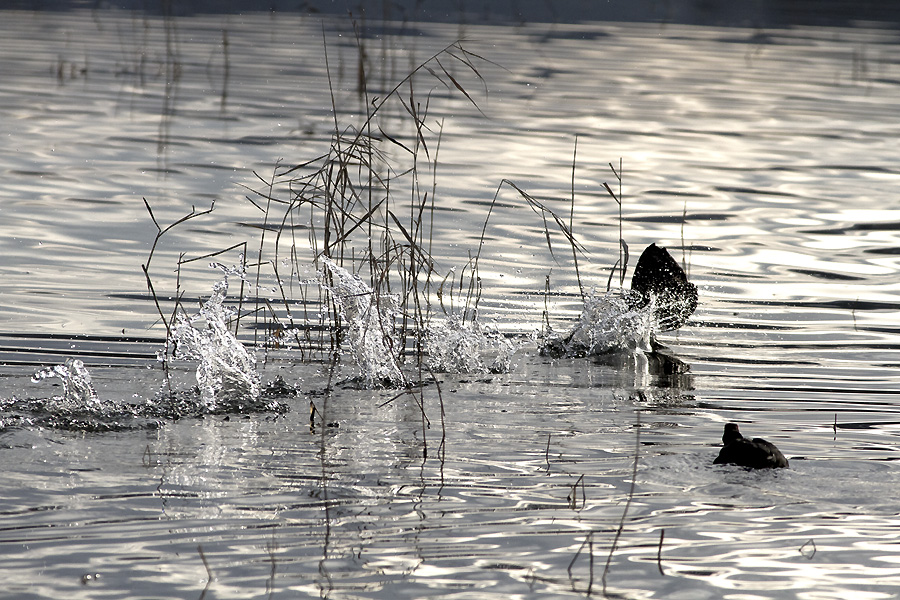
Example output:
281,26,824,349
9,353,287,431
6,279,282,431
425,313,526,374
171,278,261,410
543,288,654,357
31,357,100,409
320,258,403,387
20,358,138,430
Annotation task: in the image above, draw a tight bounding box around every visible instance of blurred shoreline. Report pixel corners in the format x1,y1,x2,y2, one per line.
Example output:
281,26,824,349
6,0,900,28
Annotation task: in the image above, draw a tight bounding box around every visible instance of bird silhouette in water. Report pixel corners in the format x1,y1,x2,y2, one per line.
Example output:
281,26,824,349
629,243,698,331
714,423,789,469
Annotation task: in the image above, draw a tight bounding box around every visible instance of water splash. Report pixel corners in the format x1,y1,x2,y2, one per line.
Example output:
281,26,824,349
4,357,289,431
18,358,135,431
2,279,284,431
320,258,403,388
542,288,654,357
31,357,101,409
171,278,261,410
425,313,526,374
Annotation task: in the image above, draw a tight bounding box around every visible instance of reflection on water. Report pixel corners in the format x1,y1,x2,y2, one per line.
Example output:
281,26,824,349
2,6,900,600
4,357,900,599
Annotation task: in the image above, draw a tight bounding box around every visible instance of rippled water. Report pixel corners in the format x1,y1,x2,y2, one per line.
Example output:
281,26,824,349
2,6,900,599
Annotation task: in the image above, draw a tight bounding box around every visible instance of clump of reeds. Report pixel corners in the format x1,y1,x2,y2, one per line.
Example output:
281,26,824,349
142,21,649,390
143,26,499,388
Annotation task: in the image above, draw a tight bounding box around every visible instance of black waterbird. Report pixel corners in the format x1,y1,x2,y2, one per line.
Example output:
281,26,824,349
714,423,789,469
630,243,698,332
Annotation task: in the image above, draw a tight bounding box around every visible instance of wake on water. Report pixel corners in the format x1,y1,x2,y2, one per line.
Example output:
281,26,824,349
424,312,530,375
2,276,284,431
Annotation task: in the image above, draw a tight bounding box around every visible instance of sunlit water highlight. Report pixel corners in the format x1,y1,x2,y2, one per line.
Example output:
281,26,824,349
1,7,900,600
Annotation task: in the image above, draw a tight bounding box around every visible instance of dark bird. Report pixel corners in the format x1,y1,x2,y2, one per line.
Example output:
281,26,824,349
630,243,698,331
714,423,789,469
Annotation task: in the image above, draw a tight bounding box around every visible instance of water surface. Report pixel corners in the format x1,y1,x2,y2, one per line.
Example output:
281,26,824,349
2,8,900,599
